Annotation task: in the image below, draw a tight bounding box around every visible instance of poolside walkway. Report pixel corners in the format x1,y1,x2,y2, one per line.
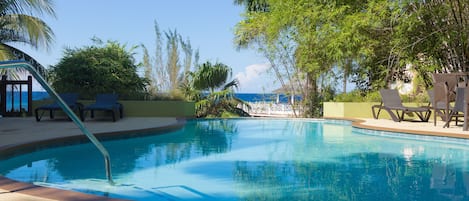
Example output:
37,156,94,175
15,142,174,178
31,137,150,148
353,118,469,139
0,117,181,149
1,116,469,200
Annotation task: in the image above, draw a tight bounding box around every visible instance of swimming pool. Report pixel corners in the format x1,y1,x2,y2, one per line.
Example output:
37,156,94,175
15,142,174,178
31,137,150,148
1,118,469,201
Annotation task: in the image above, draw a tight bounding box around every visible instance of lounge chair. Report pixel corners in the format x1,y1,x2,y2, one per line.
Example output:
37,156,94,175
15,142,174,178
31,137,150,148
80,93,123,122
372,89,431,122
35,93,82,121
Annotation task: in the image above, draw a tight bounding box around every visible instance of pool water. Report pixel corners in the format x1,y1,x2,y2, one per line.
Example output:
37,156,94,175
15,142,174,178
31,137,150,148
1,119,469,201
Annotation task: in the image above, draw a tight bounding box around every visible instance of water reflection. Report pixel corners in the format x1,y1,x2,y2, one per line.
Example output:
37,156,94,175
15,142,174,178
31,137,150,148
0,119,239,181
2,119,469,201
232,154,469,201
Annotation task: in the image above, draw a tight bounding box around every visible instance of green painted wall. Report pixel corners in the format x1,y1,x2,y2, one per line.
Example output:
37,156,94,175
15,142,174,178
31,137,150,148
32,100,195,118
119,101,195,117
323,102,429,120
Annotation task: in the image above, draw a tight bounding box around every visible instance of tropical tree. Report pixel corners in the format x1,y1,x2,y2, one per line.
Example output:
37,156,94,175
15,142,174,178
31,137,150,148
141,20,198,99
233,0,269,12
49,38,148,99
0,0,55,78
186,61,250,117
235,0,359,116
235,0,438,116
390,1,469,87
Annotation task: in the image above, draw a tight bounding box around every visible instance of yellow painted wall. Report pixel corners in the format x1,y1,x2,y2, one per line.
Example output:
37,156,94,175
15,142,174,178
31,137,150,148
323,102,429,120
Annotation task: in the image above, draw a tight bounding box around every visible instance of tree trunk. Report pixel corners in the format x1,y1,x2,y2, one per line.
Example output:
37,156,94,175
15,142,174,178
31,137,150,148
305,71,319,117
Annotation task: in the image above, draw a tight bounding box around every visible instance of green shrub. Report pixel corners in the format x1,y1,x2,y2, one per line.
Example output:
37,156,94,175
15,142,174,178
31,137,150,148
332,89,429,103
333,90,381,102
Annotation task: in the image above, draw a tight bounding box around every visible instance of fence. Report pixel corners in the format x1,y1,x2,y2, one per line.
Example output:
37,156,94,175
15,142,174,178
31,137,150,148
0,75,32,117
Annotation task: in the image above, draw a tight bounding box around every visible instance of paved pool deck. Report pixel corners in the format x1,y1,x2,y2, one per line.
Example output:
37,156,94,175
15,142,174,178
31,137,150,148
1,116,469,200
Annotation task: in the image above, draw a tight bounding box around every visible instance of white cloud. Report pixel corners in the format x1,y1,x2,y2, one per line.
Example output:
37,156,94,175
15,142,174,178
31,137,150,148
235,63,273,93
235,63,270,85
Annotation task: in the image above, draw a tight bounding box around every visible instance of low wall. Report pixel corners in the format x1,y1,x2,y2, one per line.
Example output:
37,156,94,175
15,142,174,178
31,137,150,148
323,102,429,120
32,100,195,118
119,101,195,117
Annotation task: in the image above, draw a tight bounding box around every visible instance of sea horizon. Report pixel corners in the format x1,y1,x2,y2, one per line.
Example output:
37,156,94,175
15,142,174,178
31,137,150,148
29,91,299,103
4,92,301,111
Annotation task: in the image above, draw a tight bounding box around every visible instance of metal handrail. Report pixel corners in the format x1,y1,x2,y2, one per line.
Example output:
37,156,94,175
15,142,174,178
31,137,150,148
0,60,114,184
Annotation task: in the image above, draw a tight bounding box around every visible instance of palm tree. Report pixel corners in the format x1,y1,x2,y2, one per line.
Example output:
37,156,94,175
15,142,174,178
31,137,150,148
0,0,55,78
187,61,250,117
192,61,233,93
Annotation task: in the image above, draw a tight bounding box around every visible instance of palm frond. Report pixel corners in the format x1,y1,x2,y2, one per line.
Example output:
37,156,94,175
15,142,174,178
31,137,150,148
223,79,239,90
4,0,56,17
0,14,54,49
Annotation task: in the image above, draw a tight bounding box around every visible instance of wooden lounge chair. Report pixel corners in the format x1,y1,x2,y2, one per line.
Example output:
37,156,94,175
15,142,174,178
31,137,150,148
372,89,431,122
35,93,82,121
80,93,123,122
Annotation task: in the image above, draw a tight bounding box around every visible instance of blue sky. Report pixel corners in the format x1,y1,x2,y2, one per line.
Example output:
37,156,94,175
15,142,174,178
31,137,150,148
14,1,278,93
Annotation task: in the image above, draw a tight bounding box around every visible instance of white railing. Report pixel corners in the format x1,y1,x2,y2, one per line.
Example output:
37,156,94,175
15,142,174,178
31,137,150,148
240,102,303,117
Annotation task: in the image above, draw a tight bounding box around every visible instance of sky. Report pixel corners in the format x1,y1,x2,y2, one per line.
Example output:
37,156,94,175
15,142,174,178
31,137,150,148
14,1,279,93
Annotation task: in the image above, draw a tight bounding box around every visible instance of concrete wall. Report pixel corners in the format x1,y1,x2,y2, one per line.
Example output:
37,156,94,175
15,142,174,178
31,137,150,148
32,100,196,118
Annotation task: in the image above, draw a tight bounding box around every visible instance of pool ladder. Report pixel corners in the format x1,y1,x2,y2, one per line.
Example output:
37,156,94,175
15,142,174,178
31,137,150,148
0,60,114,184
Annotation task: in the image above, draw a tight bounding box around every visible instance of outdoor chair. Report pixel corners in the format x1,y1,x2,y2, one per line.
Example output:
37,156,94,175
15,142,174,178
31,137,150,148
35,93,82,121
80,93,123,122
431,73,467,102
462,87,469,131
428,83,453,126
443,87,466,128
372,89,431,122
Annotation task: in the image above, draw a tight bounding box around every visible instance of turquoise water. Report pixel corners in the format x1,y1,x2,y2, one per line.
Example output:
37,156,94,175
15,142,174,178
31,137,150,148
1,119,469,200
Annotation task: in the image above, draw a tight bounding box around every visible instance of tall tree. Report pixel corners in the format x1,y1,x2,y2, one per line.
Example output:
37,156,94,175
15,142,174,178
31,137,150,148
144,21,197,98
142,44,157,96
235,0,416,116
153,21,167,92
165,29,181,92
235,0,364,116
179,35,192,86
392,0,469,87
233,0,269,12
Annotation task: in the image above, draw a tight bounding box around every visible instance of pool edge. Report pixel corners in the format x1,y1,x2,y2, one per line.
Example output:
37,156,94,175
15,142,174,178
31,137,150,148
325,116,469,139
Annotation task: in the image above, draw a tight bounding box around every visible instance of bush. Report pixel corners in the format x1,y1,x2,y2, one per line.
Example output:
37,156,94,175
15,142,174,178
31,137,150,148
332,89,429,103
50,39,147,99
333,90,381,102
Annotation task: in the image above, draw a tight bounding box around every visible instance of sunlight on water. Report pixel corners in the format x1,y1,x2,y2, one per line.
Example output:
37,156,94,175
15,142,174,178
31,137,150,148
2,119,469,201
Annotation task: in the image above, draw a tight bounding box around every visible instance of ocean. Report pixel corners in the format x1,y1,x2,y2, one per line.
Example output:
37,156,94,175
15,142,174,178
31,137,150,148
4,92,301,111
235,93,302,103
4,91,50,111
